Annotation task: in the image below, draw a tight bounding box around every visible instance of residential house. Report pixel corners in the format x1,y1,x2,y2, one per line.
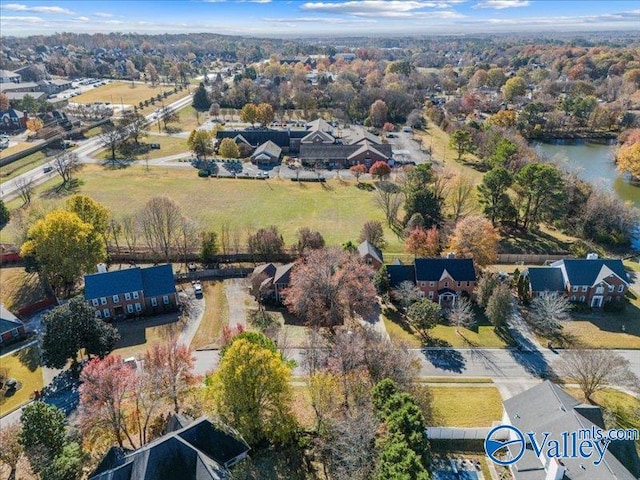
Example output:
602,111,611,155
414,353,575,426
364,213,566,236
524,254,629,308
0,305,27,348
84,264,177,320
0,108,27,132
387,256,477,306
252,262,294,304
357,240,383,270
0,69,21,84
90,416,250,480
502,381,639,480
273,263,294,303
250,140,281,165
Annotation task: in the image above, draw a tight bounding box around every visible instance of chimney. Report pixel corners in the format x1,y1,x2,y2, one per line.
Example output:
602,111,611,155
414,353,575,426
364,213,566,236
545,458,566,480
97,263,108,274
446,252,455,259
586,253,598,260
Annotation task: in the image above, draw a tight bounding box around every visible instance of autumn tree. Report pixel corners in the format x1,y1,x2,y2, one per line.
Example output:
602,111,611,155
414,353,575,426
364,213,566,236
502,76,527,101
404,226,440,258
369,99,388,128
477,167,514,225
187,129,214,160
0,424,23,480
487,110,517,129
240,103,258,125
217,137,240,159
448,216,499,267
616,141,640,180
143,338,198,414
295,227,325,254
19,402,67,474
26,117,44,132
0,92,9,111
256,102,275,126
358,220,386,249
66,194,110,238
138,196,184,262
41,296,119,369
449,129,475,162
247,225,285,256
485,283,512,328
284,247,376,329
369,160,391,180
208,337,297,445
556,349,639,403
20,210,106,295
350,163,366,182
145,63,159,85
407,299,441,341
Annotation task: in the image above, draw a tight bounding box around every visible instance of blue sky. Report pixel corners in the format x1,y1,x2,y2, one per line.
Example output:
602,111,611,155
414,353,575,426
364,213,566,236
1,0,639,37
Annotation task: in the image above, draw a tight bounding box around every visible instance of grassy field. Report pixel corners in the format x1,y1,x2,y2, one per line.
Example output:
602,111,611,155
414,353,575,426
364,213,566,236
0,267,49,313
0,151,47,185
0,346,43,417
176,105,209,132
0,141,39,161
382,304,509,348
96,133,189,161
111,313,185,359
429,386,502,427
3,164,403,251
191,281,228,350
73,81,177,107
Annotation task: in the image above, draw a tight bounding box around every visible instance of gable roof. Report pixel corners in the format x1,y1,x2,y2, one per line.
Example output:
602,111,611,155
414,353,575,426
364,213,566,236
273,263,294,285
84,265,175,300
387,264,416,288
90,417,250,480
251,140,281,159
552,258,629,286
343,130,382,145
299,142,392,162
301,129,335,144
526,267,565,292
347,141,389,161
216,129,291,148
0,304,23,335
504,381,638,480
252,263,278,278
357,240,383,265
413,258,476,282
305,118,333,133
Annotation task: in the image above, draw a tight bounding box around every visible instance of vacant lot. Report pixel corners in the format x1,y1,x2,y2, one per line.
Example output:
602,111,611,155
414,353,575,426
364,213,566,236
191,281,228,350
429,386,502,427
73,81,179,107
96,133,189,161
0,346,43,416
0,267,49,313
5,164,401,251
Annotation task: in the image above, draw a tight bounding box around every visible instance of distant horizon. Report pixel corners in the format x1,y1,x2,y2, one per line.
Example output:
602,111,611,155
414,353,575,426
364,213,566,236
1,0,639,38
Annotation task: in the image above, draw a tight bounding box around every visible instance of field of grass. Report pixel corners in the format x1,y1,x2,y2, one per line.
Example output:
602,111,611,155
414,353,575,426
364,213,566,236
0,151,47,185
0,267,49,313
111,313,184,359
96,133,189,161
73,81,178,107
429,386,502,427
191,281,228,350
3,164,403,251
176,105,209,132
0,346,43,417
0,141,39,161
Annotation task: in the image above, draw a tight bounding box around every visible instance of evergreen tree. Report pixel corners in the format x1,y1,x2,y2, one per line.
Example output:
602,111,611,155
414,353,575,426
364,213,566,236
192,82,211,111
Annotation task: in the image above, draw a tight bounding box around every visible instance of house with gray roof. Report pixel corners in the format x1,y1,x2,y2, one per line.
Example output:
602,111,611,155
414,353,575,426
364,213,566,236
357,240,383,270
0,69,21,84
502,381,639,480
524,254,629,308
250,140,281,165
0,305,26,349
84,264,177,320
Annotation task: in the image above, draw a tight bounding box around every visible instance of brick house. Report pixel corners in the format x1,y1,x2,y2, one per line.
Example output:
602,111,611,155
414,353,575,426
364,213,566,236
357,240,383,270
387,257,477,307
524,254,629,308
84,264,177,320
0,304,26,348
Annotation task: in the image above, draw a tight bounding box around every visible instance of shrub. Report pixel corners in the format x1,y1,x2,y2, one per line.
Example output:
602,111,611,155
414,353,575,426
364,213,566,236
603,300,626,313
198,169,210,177
570,301,591,314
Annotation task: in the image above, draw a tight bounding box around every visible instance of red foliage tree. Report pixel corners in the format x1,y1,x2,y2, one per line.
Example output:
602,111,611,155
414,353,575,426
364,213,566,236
220,323,246,348
369,161,391,180
143,338,199,414
382,122,395,132
284,247,377,329
350,164,367,183
404,226,440,257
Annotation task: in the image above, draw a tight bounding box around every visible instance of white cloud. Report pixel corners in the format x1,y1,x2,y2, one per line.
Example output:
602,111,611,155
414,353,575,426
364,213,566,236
476,0,530,9
267,16,376,24
73,16,90,22
94,12,114,18
1,15,45,23
301,0,463,17
2,3,75,15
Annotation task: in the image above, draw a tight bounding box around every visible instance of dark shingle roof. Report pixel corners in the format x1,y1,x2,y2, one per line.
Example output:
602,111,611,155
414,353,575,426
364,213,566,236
387,264,415,288
555,259,629,286
413,258,476,282
84,265,175,300
217,129,291,148
299,142,392,162
526,267,565,292
0,305,23,335
273,263,294,285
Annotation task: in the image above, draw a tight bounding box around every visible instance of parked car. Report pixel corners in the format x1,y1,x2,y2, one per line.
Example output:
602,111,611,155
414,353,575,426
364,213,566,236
192,280,203,298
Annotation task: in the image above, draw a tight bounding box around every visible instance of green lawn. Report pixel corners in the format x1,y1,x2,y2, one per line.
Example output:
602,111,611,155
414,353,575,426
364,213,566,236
176,105,209,132
191,281,228,350
0,346,43,417
0,267,50,313
111,313,185,359
96,134,189,161
4,164,403,251
0,141,40,161
429,386,502,427
73,81,176,107
0,151,47,185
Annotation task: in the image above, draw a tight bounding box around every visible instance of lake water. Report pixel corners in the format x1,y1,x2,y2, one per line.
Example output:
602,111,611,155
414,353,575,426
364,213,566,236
533,140,640,250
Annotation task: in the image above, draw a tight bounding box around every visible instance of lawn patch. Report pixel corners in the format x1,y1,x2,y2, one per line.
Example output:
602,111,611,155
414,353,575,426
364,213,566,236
73,81,178,108
0,346,43,416
191,281,228,350
0,267,50,313
429,386,502,427
111,313,184,359
0,151,47,185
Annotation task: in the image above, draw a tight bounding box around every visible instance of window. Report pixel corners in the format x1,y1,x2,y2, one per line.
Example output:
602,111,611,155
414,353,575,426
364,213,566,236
96,310,102,318
135,303,142,312
429,281,435,287
428,291,434,299
419,291,425,298
466,282,470,287
444,282,449,287
92,299,99,307
579,296,585,302
419,281,425,287
133,291,139,299
618,285,624,293
126,304,134,314
125,293,131,300
606,297,612,303
570,295,576,301
112,295,120,303
456,281,461,287
571,286,578,292
581,286,588,292
163,295,170,305
151,297,158,307
608,285,614,292
103,308,110,318
100,297,107,305
11,329,19,337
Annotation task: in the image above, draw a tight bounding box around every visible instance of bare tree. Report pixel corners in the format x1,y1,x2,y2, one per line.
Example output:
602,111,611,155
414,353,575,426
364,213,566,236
556,349,639,402
231,228,242,254
99,124,125,163
448,297,475,334
392,280,422,311
0,423,23,480
120,214,139,253
374,181,402,228
52,151,80,188
176,217,200,270
530,294,572,338
357,220,387,250
138,196,184,262
15,176,35,206
219,221,230,255
106,217,122,254
447,173,475,221
119,110,147,145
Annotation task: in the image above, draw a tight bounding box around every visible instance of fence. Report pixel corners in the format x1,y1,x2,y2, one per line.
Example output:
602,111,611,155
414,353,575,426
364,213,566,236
107,249,295,265
176,267,254,282
495,254,567,265
17,297,58,318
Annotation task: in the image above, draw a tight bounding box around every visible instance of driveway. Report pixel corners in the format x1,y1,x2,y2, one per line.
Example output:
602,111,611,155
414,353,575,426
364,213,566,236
225,278,248,329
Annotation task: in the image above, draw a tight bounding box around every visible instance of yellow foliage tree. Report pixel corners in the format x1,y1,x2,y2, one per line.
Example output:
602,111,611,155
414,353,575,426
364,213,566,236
487,110,516,129
207,338,297,445
617,142,640,180
21,210,106,296
240,103,257,125
448,215,499,267
256,103,274,126
66,195,111,236
218,137,240,159
26,117,44,132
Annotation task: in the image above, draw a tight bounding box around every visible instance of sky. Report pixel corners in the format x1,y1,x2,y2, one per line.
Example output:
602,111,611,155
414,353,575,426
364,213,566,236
1,0,639,37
